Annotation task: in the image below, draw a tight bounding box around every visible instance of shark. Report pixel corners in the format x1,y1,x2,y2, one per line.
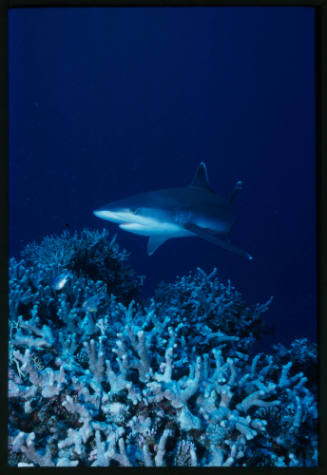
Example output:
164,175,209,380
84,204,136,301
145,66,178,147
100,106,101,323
93,162,253,260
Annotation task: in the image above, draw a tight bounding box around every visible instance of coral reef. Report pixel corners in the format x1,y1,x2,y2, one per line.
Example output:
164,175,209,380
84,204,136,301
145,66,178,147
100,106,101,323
8,230,318,467
20,229,144,305
154,268,273,355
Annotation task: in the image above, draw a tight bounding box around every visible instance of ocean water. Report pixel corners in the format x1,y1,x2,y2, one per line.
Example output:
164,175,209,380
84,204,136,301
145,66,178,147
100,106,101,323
9,6,316,348
8,6,317,467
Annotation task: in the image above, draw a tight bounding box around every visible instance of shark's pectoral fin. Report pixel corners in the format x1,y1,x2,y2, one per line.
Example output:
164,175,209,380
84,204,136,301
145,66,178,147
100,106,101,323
184,223,253,260
147,236,169,256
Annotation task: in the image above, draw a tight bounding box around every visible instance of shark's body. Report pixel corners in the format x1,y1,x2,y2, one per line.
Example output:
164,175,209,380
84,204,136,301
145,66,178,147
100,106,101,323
93,162,252,259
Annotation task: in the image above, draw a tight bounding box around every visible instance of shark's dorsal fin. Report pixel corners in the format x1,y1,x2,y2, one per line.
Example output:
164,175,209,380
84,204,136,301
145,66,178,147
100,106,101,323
147,236,169,256
191,162,215,193
191,162,209,188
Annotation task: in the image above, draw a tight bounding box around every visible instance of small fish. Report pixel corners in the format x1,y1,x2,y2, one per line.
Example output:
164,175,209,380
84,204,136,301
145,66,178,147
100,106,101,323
52,270,72,291
82,294,102,313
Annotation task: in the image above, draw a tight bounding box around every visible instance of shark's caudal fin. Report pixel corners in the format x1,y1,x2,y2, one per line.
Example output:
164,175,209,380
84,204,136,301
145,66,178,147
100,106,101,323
184,223,253,260
191,162,216,194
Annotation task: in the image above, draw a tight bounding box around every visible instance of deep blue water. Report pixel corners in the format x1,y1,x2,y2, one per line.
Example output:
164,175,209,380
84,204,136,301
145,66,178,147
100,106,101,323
9,6,316,349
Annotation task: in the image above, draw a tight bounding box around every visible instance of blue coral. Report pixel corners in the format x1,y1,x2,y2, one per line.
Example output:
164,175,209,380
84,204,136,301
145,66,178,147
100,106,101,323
154,267,273,356
8,230,318,467
20,229,144,305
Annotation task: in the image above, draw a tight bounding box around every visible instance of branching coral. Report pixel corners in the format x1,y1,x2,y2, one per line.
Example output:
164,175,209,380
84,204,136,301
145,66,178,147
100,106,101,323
8,230,318,467
154,267,273,355
20,228,144,304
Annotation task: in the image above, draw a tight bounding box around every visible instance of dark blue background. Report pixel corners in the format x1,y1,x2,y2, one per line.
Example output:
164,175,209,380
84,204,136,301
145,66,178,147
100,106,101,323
9,7,316,348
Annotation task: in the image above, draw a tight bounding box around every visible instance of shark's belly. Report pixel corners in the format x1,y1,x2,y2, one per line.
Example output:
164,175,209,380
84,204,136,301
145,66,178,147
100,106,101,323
119,221,194,238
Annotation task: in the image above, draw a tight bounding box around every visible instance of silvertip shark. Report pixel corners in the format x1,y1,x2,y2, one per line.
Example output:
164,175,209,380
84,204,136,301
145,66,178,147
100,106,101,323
93,162,253,260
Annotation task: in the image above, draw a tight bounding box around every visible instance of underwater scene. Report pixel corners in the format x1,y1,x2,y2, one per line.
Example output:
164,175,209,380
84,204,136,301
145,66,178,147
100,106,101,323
8,7,317,467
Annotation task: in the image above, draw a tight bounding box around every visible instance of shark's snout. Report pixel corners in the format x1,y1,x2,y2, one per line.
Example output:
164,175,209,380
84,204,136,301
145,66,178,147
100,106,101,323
93,206,144,225
93,209,105,218
93,209,115,220
93,208,130,223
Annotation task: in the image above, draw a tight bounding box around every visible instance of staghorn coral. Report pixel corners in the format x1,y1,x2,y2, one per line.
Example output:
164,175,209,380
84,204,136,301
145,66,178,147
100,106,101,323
272,338,318,394
154,267,273,355
8,230,318,467
20,228,144,304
